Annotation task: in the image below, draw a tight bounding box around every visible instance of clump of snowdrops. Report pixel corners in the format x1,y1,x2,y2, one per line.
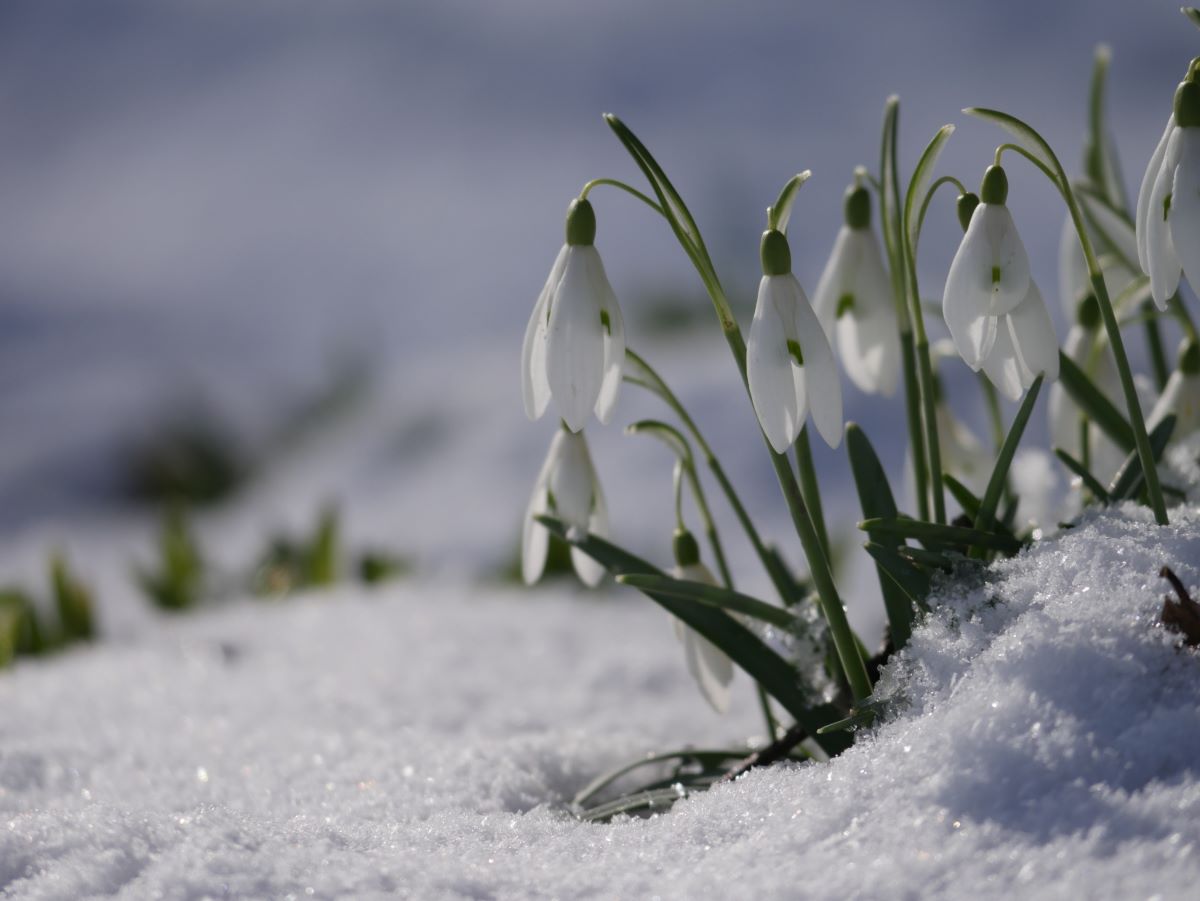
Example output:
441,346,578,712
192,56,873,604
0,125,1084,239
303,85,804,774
520,9,1200,821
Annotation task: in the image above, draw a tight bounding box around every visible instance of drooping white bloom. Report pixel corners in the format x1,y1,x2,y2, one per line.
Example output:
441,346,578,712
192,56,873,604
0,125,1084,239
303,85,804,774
1046,297,1127,483
747,229,843,454
522,198,625,433
670,532,733,714
1147,341,1200,438
944,171,1058,400
521,428,607,588
1136,76,1200,309
813,185,900,396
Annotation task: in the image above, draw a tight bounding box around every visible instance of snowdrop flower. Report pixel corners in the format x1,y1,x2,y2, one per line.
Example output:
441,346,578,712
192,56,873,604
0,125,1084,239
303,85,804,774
747,228,843,454
943,171,1059,401
1147,340,1200,438
1047,296,1127,482
522,198,625,432
670,529,733,714
1136,72,1200,309
813,184,900,396
521,427,607,588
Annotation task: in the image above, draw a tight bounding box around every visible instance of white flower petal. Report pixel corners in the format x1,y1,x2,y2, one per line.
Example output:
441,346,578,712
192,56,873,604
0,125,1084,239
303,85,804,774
838,302,900,397
944,209,1005,368
787,277,843,448
748,276,801,454
520,484,551,585
1170,128,1200,298
571,474,608,588
521,245,567,420
546,247,607,432
1147,369,1200,437
1147,128,1184,309
1137,117,1175,274
1007,281,1059,387
811,225,857,342
682,629,733,714
978,204,1031,316
1079,192,1139,273
547,430,594,528
1057,213,1086,319
981,315,1024,402
591,253,626,424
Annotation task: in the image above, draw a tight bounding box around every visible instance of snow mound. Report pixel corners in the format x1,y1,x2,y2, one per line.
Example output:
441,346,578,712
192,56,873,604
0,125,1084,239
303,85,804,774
2,505,1199,899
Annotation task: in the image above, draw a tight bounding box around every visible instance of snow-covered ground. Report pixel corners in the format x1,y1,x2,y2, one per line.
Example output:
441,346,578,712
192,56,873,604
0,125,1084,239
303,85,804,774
2,499,1198,899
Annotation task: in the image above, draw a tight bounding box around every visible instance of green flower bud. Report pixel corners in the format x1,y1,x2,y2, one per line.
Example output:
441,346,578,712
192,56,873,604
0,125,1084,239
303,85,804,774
565,198,596,246
760,229,792,276
844,185,871,229
1175,80,1200,128
1076,294,1101,330
956,192,980,232
980,165,1008,205
672,529,700,567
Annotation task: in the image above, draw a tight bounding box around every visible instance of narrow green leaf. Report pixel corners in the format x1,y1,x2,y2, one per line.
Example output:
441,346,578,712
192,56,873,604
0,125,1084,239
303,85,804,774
904,124,955,258
573,748,746,808
1053,448,1113,502
975,375,1043,532
1058,351,1136,452
1085,44,1130,215
897,545,982,570
846,423,914,647
863,543,931,613
604,114,712,278
536,515,851,754
616,574,798,630
1184,7,1200,31
578,787,688,822
858,517,1024,555
1108,415,1176,500
942,474,982,520
816,708,876,735
768,171,812,233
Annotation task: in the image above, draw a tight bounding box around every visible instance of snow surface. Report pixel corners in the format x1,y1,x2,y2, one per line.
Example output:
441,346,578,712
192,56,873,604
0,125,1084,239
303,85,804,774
3,501,1199,899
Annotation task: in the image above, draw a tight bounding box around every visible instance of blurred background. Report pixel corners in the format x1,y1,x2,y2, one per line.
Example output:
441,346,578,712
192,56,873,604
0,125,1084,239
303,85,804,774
0,0,1193,639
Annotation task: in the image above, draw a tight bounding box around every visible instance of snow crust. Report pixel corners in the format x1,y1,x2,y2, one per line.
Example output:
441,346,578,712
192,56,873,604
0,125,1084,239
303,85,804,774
3,503,1199,899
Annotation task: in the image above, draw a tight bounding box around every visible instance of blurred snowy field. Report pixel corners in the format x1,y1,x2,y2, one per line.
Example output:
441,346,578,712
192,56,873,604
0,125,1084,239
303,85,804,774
3,2,1200,897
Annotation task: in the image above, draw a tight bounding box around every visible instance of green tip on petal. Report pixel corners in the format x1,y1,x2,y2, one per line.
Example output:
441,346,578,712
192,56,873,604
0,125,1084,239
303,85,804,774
672,529,700,567
956,193,980,233
760,229,792,276
844,185,871,229
1181,341,1200,374
565,197,597,246
1076,294,1101,330
980,165,1008,205
1175,80,1200,128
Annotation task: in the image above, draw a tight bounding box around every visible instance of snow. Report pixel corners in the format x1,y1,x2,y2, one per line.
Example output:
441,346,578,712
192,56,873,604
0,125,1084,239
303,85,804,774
3,498,1199,899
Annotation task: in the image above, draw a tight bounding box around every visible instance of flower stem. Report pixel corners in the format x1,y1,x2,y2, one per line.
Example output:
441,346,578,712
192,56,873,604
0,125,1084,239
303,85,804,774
578,178,665,215
1142,299,1171,392
878,97,931,523
793,426,831,561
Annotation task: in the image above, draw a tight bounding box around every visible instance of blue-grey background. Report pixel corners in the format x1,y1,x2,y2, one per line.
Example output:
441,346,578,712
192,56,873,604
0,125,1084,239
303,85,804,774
0,0,1192,536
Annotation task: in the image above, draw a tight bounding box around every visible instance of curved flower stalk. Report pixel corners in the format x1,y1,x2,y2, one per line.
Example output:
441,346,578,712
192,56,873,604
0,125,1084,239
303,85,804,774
522,427,608,588
1147,340,1200,437
814,183,900,396
669,529,734,714
1047,296,1127,482
747,228,843,453
522,198,626,432
944,171,1059,401
1136,70,1200,310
